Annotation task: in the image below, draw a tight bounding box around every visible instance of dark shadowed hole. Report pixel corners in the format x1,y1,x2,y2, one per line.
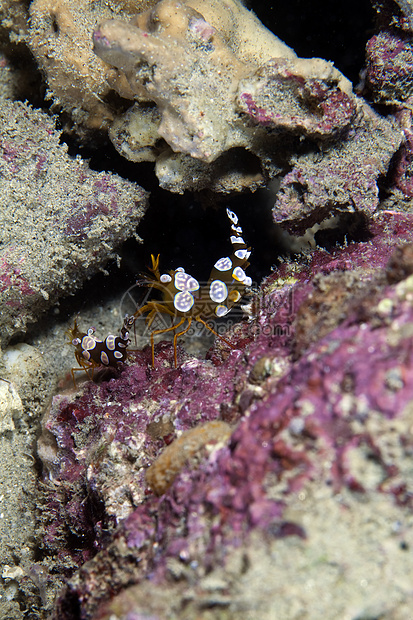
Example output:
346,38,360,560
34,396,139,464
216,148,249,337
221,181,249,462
249,0,375,84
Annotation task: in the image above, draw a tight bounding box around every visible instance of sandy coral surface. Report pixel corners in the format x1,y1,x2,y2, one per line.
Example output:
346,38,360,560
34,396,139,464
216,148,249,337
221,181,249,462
0,99,147,347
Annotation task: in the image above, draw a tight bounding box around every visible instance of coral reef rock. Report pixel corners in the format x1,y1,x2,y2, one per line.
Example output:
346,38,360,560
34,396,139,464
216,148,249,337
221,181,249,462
92,0,295,192
0,0,28,41
93,0,402,227
93,0,293,162
37,210,413,618
0,380,39,620
0,99,148,347
272,104,401,233
27,0,403,225
27,0,158,131
363,0,413,210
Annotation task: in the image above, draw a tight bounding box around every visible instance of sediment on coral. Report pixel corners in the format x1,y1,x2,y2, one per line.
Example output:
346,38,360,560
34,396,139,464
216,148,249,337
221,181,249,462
0,98,148,347
27,0,140,132
0,0,28,42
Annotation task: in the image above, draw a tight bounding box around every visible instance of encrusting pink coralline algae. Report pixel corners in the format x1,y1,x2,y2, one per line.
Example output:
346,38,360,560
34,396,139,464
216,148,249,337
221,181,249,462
36,210,413,619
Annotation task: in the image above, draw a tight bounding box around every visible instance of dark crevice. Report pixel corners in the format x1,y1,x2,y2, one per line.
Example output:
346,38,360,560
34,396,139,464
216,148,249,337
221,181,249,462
313,212,372,250
250,0,375,84
60,133,159,192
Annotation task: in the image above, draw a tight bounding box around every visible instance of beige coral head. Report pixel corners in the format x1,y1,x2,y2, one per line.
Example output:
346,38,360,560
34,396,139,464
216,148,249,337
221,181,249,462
133,0,209,37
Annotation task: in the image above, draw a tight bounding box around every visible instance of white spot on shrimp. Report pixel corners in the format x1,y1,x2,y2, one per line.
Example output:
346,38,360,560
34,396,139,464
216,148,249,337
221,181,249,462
82,335,98,350
100,351,109,365
114,350,123,359
175,272,199,292
214,257,232,271
174,291,195,312
232,266,247,282
210,280,228,303
226,208,238,224
215,305,229,317
160,273,172,283
231,225,243,234
106,335,116,351
230,236,245,245
234,249,249,259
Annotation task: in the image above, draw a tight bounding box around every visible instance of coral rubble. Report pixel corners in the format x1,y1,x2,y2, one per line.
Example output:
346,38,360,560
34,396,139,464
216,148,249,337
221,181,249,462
0,99,148,347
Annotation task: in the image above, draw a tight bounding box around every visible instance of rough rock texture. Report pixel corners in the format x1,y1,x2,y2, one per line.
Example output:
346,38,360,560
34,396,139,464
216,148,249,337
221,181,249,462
92,0,403,220
27,0,158,131
372,0,413,32
364,0,413,209
0,380,42,620
364,30,413,105
91,0,296,193
93,0,293,163
0,99,148,347
35,210,413,618
0,0,28,42
145,420,232,495
27,0,291,137
272,104,401,233
25,0,404,225
3,0,413,618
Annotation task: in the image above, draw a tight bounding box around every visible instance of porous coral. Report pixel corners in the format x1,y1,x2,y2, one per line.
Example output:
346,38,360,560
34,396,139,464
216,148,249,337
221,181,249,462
27,0,158,131
93,0,293,162
93,0,402,228
92,0,296,192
